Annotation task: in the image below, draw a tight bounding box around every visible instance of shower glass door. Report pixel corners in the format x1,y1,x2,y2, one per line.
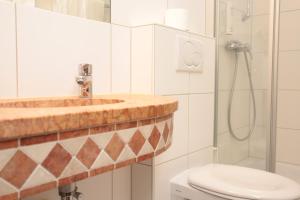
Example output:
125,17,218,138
215,0,273,171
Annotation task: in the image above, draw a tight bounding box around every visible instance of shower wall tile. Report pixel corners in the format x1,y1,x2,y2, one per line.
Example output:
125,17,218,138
277,128,300,165
249,126,267,159
250,90,267,126
189,94,214,152
279,10,300,51
222,0,248,12
277,91,300,129
217,91,250,134
280,0,300,12
16,5,111,97
112,24,131,93
252,52,269,90
278,51,300,90
253,0,271,15
0,1,17,98
218,47,251,91
252,15,270,53
276,162,300,184
218,128,249,164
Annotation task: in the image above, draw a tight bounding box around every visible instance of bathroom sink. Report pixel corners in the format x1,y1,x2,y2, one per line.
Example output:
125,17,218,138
0,94,178,199
0,97,124,108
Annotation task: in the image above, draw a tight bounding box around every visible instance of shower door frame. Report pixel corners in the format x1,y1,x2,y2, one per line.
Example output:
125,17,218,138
213,0,280,173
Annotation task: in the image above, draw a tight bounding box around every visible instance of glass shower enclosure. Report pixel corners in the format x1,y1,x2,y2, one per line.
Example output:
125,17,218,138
215,0,274,171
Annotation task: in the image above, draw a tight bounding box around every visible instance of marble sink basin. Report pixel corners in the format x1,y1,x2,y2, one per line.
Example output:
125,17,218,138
0,94,178,199
0,97,124,108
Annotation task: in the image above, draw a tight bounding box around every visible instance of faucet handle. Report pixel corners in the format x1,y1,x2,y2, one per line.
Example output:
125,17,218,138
79,64,92,76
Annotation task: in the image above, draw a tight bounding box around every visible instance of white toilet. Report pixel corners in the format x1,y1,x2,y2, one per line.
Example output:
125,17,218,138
171,164,300,200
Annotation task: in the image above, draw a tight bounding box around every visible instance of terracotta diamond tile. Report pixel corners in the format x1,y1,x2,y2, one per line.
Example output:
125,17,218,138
128,130,146,155
77,138,101,168
0,150,37,188
148,126,161,150
163,123,170,143
105,133,125,161
42,144,72,177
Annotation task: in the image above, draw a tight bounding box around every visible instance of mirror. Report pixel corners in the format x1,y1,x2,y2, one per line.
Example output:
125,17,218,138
9,0,111,22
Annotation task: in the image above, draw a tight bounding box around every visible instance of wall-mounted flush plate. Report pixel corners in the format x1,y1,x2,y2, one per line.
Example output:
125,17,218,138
176,36,204,73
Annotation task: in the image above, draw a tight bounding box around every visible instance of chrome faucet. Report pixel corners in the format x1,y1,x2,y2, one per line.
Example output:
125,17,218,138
75,64,92,98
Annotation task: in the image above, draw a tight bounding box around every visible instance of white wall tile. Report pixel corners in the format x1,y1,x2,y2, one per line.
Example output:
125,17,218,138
253,0,271,15
279,11,300,51
154,156,188,200
155,95,188,165
252,14,270,53
218,91,250,133
0,1,17,98
111,0,166,26
189,94,214,152
277,91,300,129
250,90,267,126
132,164,152,200
131,25,154,94
280,0,300,12
205,0,215,36
249,126,267,159
188,147,214,168
167,0,206,34
252,52,269,90
113,166,131,200
218,47,252,91
276,162,300,184
154,25,189,95
189,34,215,94
277,128,300,165
17,5,111,97
278,51,300,90
218,128,249,164
111,24,131,93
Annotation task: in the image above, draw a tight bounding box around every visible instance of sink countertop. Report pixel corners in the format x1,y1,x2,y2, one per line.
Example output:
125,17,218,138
0,94,178,140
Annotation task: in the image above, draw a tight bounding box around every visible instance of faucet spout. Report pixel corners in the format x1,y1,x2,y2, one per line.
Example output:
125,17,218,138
76,64,93,98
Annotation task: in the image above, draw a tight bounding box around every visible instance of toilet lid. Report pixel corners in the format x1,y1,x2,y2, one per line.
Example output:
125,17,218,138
188,164,300,200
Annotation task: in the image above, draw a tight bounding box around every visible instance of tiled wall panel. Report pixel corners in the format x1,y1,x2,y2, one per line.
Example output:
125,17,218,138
0,1,17,98
17,5,111,97
276,2,300,180
112,24,131,93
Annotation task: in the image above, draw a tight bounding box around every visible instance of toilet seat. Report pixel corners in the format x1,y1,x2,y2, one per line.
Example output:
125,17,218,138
188,164,300,200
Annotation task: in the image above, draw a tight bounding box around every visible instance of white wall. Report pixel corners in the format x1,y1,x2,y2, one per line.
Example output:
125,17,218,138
276,0,300,183
0,0,17,98
131,25,216,200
